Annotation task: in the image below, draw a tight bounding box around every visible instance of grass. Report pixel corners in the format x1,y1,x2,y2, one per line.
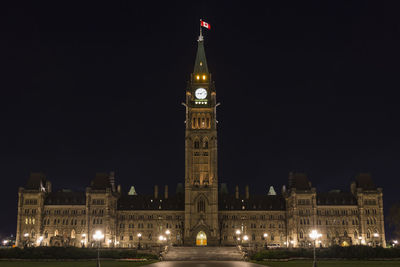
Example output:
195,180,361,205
252,260,400,267
0,260,158,267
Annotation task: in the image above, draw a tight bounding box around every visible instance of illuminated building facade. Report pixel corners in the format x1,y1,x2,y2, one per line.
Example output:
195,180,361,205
16,34,386,248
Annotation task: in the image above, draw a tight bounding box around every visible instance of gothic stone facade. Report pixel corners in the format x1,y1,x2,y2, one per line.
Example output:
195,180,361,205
16,35,386,248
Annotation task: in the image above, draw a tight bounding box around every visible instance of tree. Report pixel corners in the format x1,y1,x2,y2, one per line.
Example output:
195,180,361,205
388,202,400,239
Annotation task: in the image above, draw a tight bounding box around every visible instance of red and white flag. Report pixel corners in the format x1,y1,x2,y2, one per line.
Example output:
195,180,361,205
200,20,211,29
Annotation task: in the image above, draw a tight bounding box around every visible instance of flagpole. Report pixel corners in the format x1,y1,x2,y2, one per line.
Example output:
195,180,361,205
199,19,203,41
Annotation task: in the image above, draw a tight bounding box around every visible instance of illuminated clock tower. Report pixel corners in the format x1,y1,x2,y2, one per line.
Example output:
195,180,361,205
184,32,219,246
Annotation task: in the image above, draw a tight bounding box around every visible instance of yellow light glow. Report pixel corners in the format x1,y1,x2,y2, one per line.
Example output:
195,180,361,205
196,75,200,80
202,75,206,80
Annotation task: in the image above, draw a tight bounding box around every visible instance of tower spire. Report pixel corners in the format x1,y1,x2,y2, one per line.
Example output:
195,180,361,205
194,31,208,74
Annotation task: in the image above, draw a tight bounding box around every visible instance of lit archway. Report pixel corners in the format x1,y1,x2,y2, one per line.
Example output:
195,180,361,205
196,231,207,246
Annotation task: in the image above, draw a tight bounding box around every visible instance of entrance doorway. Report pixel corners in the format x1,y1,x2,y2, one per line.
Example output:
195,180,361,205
196,231,207,246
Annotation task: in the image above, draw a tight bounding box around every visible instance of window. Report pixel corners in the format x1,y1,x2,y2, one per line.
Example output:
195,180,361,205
203,140,208,149
194,140,200,149
197,199,205,213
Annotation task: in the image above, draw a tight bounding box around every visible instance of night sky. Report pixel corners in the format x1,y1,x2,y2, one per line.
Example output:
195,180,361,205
1,1,400,240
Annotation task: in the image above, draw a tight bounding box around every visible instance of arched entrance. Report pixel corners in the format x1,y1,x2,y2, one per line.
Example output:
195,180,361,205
196,231,207,246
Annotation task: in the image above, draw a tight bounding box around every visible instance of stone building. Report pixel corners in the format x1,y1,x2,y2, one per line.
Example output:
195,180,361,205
16,33,386,248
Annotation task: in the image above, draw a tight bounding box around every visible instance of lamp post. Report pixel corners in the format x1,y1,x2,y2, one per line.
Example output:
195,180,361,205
93,230,104,267
373,233,379,247
263,233,268,249
393,240,398,247
165,230,171,245
309,230,322,267
235,229,241,246
243,235,249,248
137,233,142,249
23,233,29,247
81,234,86,248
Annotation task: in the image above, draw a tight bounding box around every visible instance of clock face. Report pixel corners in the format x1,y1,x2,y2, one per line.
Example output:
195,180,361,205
195,88,207,99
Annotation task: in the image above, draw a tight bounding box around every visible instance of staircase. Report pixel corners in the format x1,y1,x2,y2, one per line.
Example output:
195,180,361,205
162,246,244,261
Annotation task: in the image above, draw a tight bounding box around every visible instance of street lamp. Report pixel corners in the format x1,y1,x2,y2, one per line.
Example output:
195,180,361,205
93,230,104,267
137,233,142,249
263,233,268,249
37,236,43,246
309,230,322,267
165,230,171,245
393,240,398,247
235,229,242,246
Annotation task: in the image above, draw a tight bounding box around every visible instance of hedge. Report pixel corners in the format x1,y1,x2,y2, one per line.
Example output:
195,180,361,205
0,247,158,260
251,246,400,261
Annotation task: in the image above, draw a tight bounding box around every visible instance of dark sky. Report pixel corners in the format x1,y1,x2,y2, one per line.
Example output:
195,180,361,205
1,1,400,240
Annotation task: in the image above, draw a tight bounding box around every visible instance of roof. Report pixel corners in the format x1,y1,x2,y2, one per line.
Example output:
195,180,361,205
45,191,86,205
90,173,112,189
219,194,285,211
316,192,357,206
193,38,209,74
355,173,376,190
288,172,311,190
25,172,47,190
118,194,184,210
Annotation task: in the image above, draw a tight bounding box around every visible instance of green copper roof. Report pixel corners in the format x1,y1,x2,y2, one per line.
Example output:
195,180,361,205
193,39,209,74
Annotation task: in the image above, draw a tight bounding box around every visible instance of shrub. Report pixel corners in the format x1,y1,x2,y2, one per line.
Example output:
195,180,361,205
251,246,400,260
0,247,158,260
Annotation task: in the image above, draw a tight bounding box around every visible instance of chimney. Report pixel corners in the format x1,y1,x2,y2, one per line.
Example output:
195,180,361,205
154,185,158,199
245,185,249,199
235,185,239,199
164,185,168,199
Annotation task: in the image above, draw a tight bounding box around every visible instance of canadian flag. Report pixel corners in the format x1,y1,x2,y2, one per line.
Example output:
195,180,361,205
200,20,211,29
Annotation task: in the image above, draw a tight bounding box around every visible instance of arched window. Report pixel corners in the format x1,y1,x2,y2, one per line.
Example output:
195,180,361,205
194,140,200,149
44,231,48,238
344,231,348,237
203,139,208,149
252,233,256,241
354,231,358,238
54,230,59,236
197,199,205,213
299,231,304,239
367,230,371,238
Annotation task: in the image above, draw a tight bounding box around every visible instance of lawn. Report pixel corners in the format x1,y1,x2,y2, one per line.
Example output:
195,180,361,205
252,260,400,267
0,260,157,267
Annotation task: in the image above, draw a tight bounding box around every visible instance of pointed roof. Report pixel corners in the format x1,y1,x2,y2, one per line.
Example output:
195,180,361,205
193,36,209,74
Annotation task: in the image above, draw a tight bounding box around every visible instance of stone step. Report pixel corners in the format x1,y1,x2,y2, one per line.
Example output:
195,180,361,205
163,246,244,261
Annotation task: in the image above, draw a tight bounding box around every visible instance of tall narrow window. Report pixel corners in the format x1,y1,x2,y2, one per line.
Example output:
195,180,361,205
203,140,208,149
194,140,200,149
197,199,205,213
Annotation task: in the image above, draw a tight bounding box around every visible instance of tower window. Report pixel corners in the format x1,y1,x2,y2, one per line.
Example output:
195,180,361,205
203,140,208,149
194,140,200,149
197,199,205,213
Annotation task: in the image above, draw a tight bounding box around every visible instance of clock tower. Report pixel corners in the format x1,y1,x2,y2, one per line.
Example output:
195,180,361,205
183,32,219,246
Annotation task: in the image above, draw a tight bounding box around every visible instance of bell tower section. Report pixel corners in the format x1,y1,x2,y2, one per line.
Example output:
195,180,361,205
183,33,219,245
